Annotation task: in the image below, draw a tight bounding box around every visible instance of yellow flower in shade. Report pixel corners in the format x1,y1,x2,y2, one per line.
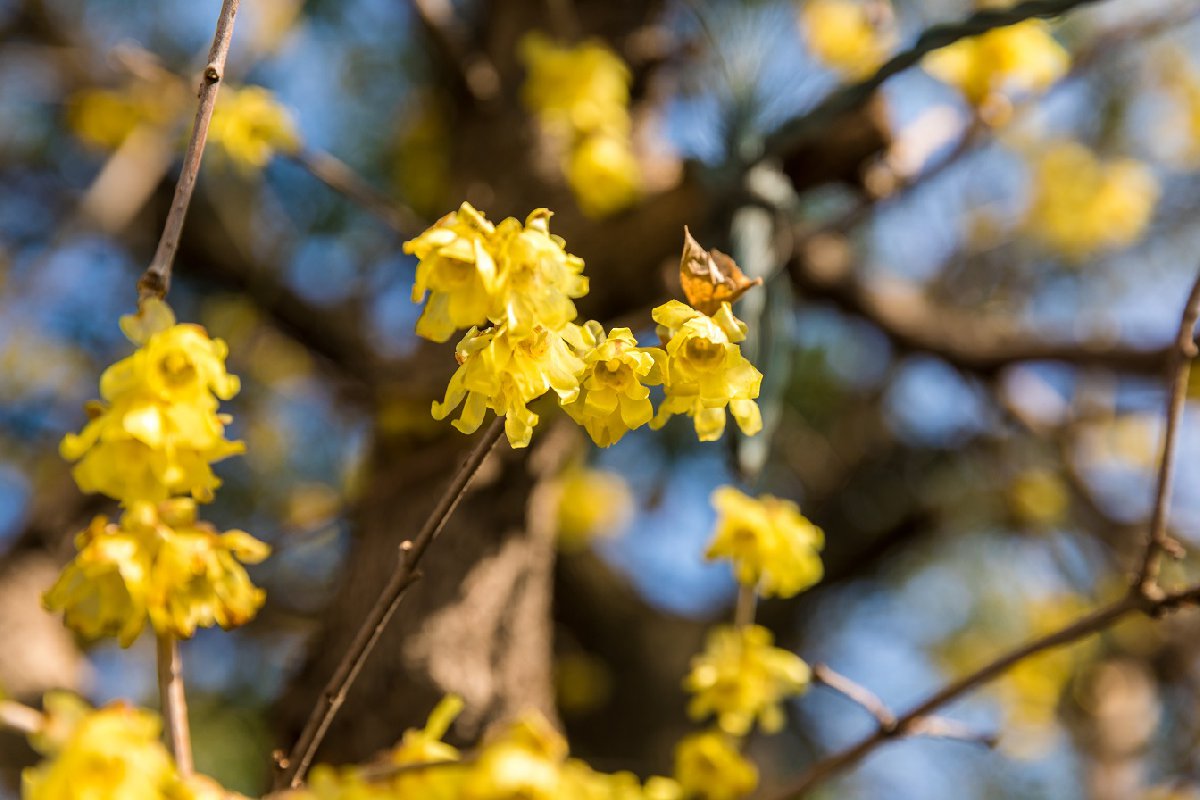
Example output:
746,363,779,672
706,486,824,599
800,0,893,78
60,300,244,505
554,465,634,551
42,515,152,647
562,324,665,448
923,20,1068,109
490,209,589,335
651,301,762,442
684,625,811,736
433,324,584,449
209,85,301,171
673,731,757,800
1024,141,1159,262
462,712,568,800
67,81,186,150
22,704,178,800
519,33,632,135
405,202,501,343
567,133,641,218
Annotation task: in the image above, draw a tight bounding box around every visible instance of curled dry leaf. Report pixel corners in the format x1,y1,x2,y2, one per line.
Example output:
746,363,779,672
679,226,763,316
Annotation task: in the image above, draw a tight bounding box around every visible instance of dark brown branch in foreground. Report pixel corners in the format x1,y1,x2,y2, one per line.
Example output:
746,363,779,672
290,149,426,238
276,417,506,789
762,0,1107,161
1134,269,1200,594
137,0,241,302
157,634,194,777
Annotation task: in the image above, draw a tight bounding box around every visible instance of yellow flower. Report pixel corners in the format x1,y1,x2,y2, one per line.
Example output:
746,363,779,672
209,85,301,171
554,465,634,551
405,202,501,343
462,712,568,800
1024,141,1159,262
923,20,1068,109
67,82,186,149
490,209,589,335
651,301,762,442
433,324,584,449
684,625,811,736
1008,467,1069,528
60,300,244,505
706,487,824,598
800,0,893,78
673,731,757,800
22,704,178,800
566,133,641,218
520,33,632,135
562,324,664,447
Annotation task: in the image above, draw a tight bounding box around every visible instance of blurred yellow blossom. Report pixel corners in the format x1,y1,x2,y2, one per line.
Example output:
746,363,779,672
562,324,665,448
706,486,824,598
567,132,641,218
462,712,567,800
67,81,186,150
1024,141,1159,262
652,301,763,442
1008,467,1069,528
432,324,584,448
673,731,757,800
208,85,301,171
684,625,811,736
923,20,1068,113
800,0,894,78
520,33,631,135
554,465,635,551
60,299,243,505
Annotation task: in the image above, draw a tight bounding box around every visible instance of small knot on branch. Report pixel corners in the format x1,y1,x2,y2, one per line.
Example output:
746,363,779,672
204,65,222,83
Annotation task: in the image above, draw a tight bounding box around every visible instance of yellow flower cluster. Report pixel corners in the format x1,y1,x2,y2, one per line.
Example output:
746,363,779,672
520,33,640,218
684,625,811,736
1024,141,1159,262
705,487,824,598
50,300,269,645
673,731,757,800
209,85,301,171
409,205,764,449
923,20,1068,116
800,0,894,79
554,465,634,551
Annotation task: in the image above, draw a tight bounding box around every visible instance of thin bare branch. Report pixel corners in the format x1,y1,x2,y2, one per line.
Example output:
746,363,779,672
276,417,506,789
137,0,241,303
734,583,758,628
157,633,193,777
290,149,426,238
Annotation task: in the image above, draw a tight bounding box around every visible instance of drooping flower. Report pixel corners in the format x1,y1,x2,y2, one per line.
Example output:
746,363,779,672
673,731,757,800
923,20,1068,111
209,85,301,171
652,301,762,442
490,209,589,335
562,324,664,447
684,625,811,736
800,0,894,78
432,324,584,448
706,486,824,599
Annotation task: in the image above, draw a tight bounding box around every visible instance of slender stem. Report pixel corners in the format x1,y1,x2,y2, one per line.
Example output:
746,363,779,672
157,633,194,777
277,417,506,789
733,582,758,628
1134,268,1200,595
137,0,241,303
290,149,424,237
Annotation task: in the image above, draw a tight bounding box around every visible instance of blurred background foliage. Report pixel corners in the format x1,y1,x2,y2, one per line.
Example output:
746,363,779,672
3,0,1200,798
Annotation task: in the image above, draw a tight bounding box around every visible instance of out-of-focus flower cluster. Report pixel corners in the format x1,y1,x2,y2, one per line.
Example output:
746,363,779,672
406,203,763,448
800,0,894,78
706,487,824,599
208,85,301,172
47,299,270,645
520,34,640,218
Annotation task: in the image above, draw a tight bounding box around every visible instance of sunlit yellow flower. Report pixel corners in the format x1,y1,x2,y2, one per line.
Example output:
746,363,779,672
490,209,589,335
923,20,1068,110
706,486,824,598
800,0,893,78
684,625,810,736
651,301,762,442
433,324,584,448
22,704,177,800
60,300,243,505
462,712,568,800
673,731,757,800
562,324,664,447
567,133,641,218
209,85,301,171
405,202,501,343
520,33,632,135
554,465,634,551
1024,141,1159,261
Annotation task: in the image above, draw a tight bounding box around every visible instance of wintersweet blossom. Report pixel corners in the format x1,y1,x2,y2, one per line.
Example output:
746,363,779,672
673,731,757,800
684,625,811,736
490,209,589,335
209,85,301,171
801,0,893,78
461,713,568,800
562,324,664,447
706,486,824,598
566,132,641,218
520,33,632,135
923,20,1068,110
652,301,763,442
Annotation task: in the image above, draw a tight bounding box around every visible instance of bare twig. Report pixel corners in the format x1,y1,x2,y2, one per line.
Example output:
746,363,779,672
276,417,506,789
734,583,758,628
1133,269,1200,596
137,0,241,302
290,149,425,238
157,633,193,776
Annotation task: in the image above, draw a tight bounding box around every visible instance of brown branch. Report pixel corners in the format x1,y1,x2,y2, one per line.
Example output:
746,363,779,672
276,416,506,789
289,149,426,238
137,0,241,303
1133,269,1200,595
157,633,193,777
